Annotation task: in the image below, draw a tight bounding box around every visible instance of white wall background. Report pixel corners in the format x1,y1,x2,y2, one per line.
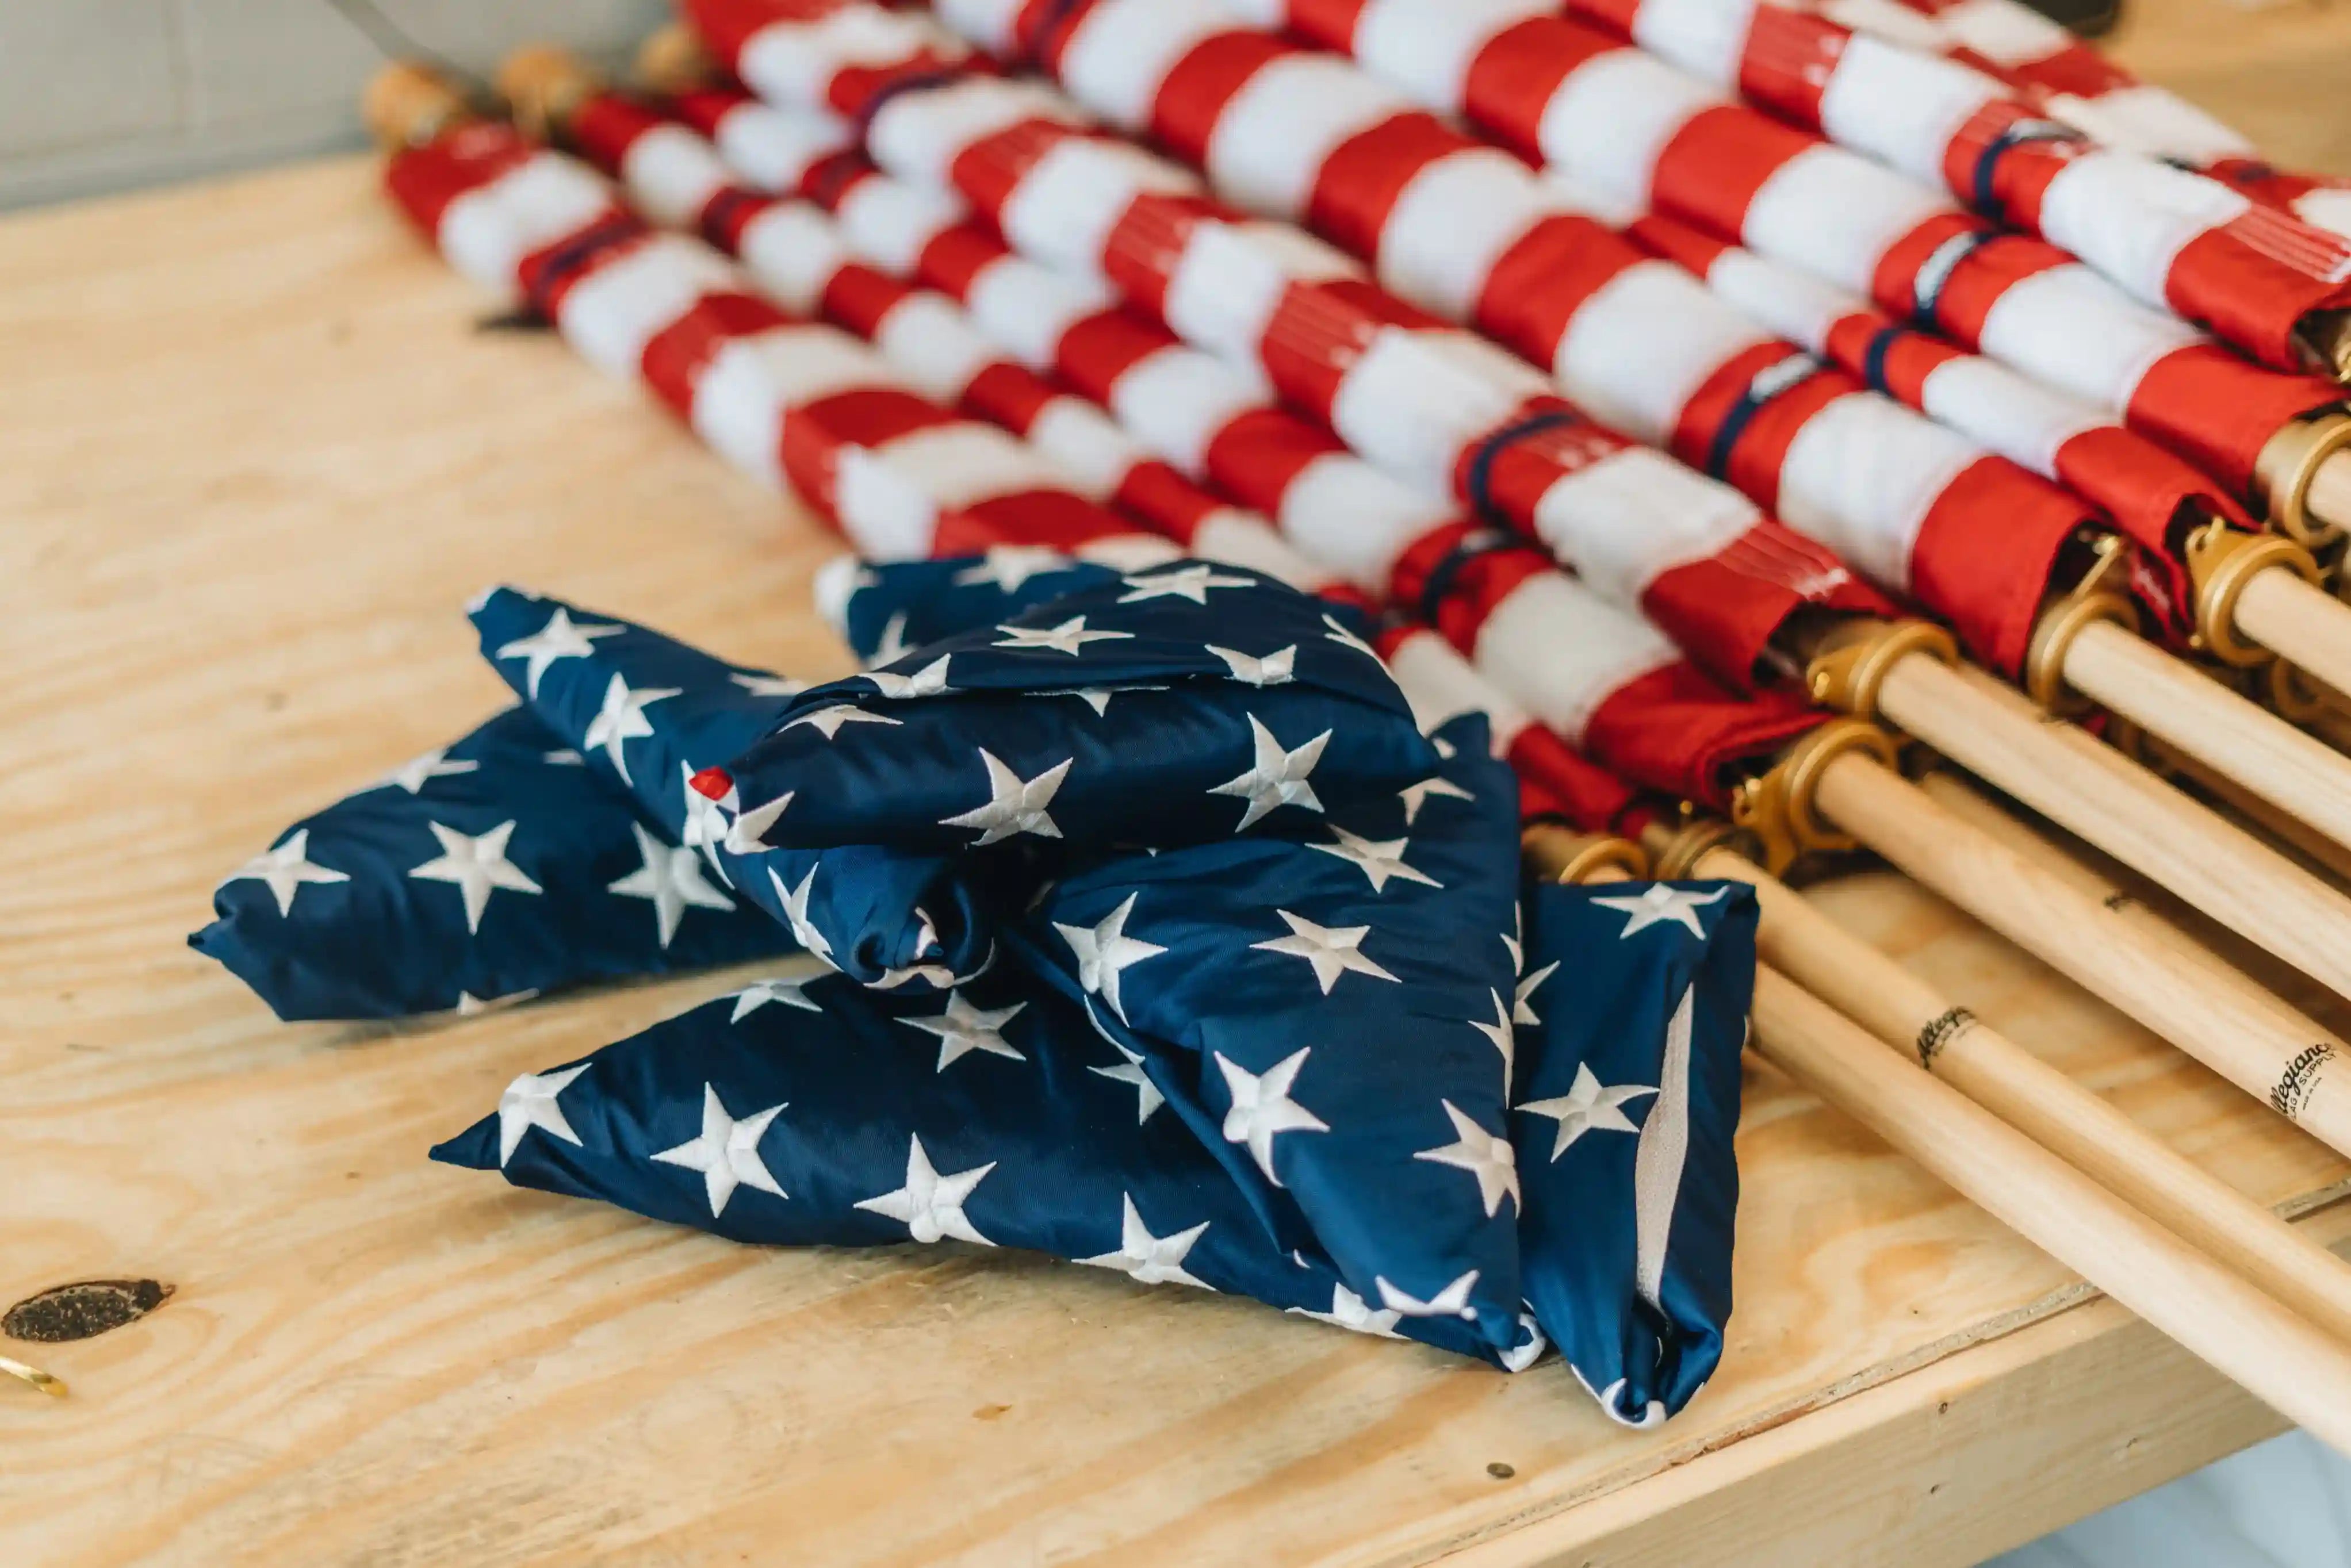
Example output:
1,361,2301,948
0,0,665,209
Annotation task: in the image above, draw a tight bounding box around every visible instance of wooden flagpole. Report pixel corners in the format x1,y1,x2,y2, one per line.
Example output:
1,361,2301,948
1531,822,2351,1347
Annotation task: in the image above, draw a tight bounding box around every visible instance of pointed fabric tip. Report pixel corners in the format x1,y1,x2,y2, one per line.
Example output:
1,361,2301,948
429,1114,501,1170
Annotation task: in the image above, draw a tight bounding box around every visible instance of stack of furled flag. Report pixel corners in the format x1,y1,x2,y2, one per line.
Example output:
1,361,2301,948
197,557,1757,1428
201,0,2351,1444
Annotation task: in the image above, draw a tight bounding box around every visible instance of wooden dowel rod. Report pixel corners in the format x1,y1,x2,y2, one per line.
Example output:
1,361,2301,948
2126,723,2351,888
1876,653,2351,1002
1749,968,2351,1460
2060,620,2351,856
2312,450,2351,538
1695,844,2351,1345
2237,568,2351,707
1815,753,2351,1156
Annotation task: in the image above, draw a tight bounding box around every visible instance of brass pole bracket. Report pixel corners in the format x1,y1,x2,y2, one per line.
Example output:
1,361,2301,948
363,63,476,151
1521,825,1650,885
496,47,602,144
2254,409,2351,551
1729,719,1901,876
636,22,721,93
2023,535,2139,716
2184,520,2316,668
1647,814,1748,880
1803,617,1958,723
2268,657,2332,724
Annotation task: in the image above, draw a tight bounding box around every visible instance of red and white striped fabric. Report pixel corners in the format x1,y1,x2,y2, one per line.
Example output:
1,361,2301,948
558,84,1345,592
948,0,2116,673
1223,0,2341,501
657,82,1829,805
1508,0,2351,371
384,119,1173,568
1865,0,2351,242
686,0,1903,693
1196,0,2245,624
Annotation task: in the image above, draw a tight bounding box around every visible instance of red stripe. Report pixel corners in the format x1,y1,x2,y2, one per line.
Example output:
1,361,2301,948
572,93,666,171
1311,114,1469,262
819,262,916,339
1733,7,1844,129
2127,348,2335,497
960,362,1058,435
1650,107,1813,241
1908,456,2092,676
1458,20,1603,162
1201,408,1347,515
1473,214,1647,368
1584,661,1822,809
383,124,538,239
641,289,792,416
1147,31,1289,167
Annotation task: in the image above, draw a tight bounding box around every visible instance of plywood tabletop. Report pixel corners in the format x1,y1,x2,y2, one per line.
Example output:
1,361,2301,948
3,32,2350,1567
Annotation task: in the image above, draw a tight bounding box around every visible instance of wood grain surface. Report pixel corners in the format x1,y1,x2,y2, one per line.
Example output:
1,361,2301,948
3,22,2349,1563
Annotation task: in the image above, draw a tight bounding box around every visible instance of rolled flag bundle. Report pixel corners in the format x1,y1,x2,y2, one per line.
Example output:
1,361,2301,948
207,558,1761,1425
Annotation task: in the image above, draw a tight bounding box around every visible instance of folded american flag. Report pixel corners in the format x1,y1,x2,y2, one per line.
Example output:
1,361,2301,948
199,558,1757,1425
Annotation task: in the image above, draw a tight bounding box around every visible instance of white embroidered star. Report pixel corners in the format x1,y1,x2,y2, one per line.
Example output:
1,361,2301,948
408,819,542,933
939,750,1071,845
1518,1064,1657,1159
454,987,536,1016
1398,774,1473,825
993,615,1132,656
1515,960,1557,1024
1376,1270,1480,1321
730,976,821,1022
767,864,836,967
680,764,734,884
1414,1100,1519,1217
1204,643,1295,687
1251,910,1399,994
1077,1194,1211,1288
1089,1041,1164,1123
1209,715,1330,830
378,747,478,794
496,1063,587,1167
1050,687,1115,715
727,790,794,854
582,673,680,786
1592,884,1728,939
855,1134,995,1244
223,829,349,915
864,652,952,698
954,545,1073,591
1054,892,1167,1023
651,1083,788,1217
730,671,808,698
1309,825,1440,893
1215,1048,1330,1184
1117,563,1253,604
495,607,622,697
606,822,735,947
1470,988,1514,1082
866,611,914,668
1323,613,1381,661
900,990,1027,1071
782,703,903,740
1291,1282,1403,1337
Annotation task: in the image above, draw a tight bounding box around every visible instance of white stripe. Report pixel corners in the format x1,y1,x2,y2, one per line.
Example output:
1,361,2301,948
1473,573,1676,743
832,176,967,277
1529,447,1760,605
833,444,939,559
1353,0,1550,114
1631,984,1698,1313
1385,627,1527,741
713,99,854,194
437,153,611,296
2296,189,2351,245
1189,511,1335,589
739,9,955,110
1929,0,2071,66
2048,85,2253,164
997,137,1198,279
867,76,1072,194
2036,153,2254,307
1775,392,1980,592
1162,220,1358,362
1816,34,2001,188
1375,149,1547,321
1975,262,2197,411
620,123,730,229
1695,245,1860,356
1025,397,1143,499
1108,348,1273,474
1741,145,1950,293
736,202,849,315
932,0,1027,53
1917,356,2100,478
962,254,1117,368
1075,533,1186,570
1276,453,1456,592
1056,0,1231,130
1629,0,1760,89
1817,0,1951,55
1552,260,1770,445
555,234,736,377
1328,328,1538,495
875,421,1074,509
1205,53,1408,220
688,325,891,483
872,293,999,404
1537,51,1717,215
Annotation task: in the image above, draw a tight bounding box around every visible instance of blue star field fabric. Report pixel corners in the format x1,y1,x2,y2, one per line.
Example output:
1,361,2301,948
203,553,1757,1422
